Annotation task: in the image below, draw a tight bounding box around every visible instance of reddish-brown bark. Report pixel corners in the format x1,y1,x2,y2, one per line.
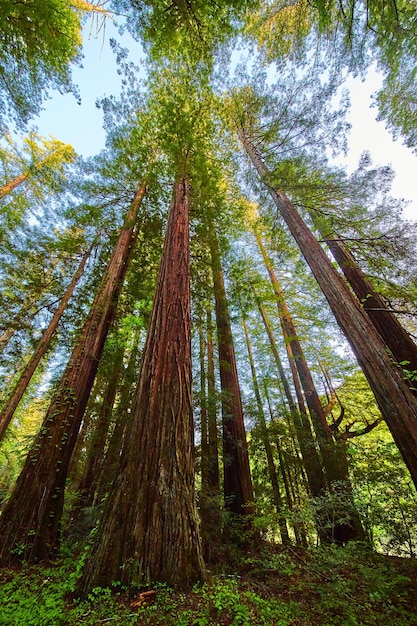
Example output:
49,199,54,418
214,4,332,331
206,307,220,494
77,176,206,597
210,228,254,520
199,322,209,493
255,234,328,489
67,346,125,529
93,328,142,507
254,296,311,496
256,232,365,542
254,292,297,413
0,183,147,565
325,235,417,396
243,316,291,544
239,126,417,492
0,240,95,441
0,171,29,197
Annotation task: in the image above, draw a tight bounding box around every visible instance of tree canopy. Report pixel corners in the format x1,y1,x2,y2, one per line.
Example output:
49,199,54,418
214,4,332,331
0,1,417,623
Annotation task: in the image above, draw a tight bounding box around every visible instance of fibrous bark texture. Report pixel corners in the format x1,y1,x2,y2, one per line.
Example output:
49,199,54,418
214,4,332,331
77,177,206,598
210,228,254,519
239,127,417,491
325,235,417,397
0,183,146,564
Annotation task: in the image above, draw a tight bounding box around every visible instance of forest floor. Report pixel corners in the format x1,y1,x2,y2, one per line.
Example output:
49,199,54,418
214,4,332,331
0,541,417,625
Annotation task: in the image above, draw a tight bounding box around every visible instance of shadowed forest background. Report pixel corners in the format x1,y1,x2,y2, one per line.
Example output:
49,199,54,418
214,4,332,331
1,1,417,624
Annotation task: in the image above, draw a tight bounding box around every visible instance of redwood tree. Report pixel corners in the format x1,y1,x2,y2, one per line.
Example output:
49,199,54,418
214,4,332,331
209,227,254,522
242,314,291,544
0,238,96,441
77,173,206,597
325,235,417,395
0,182,147,564
238,126,417,492
252,236,365,542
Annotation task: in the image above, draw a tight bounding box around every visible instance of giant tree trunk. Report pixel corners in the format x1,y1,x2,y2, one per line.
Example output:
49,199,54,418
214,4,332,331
210,228,254,520
199,309,222,562
76,176,206,598
239,127,417,492
242,316,291,544
325,235,417,396
93,328,142,507
256,232,365,542
0,240,95,441
0,183,147,565
67,345,125,530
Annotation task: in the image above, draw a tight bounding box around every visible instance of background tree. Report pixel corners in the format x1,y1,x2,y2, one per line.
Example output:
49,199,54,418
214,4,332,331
244,0,417,150
0,171,148,564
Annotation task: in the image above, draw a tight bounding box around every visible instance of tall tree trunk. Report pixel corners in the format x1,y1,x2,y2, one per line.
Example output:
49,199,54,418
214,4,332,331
255,294,320,482
253,289,297,414
256,232,332,443
67,345,125,530
206,306,220,495
255,235,326,499
239,127,417,492
76,175,206,597
0,241,95,441
255,231,365,542
255,291,323,535
263,383,309,547
93,328,142,507
325,235,417,396
242,316,291,544
0,182,147,565
209,228,254,521
199,321,209,495
199,309,222,562
254,297,310,492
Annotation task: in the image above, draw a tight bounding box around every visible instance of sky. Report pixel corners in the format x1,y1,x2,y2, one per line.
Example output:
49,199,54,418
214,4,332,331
34,18,417,222
336,71,417,222
36,19,141,157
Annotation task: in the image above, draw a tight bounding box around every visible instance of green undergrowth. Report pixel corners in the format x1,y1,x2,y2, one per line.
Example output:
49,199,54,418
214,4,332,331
1,543,417,625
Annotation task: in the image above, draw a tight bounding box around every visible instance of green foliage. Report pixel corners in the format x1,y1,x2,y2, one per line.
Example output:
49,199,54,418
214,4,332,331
1,545,417,625
0,0,83,128
376,62,417,152
0,131,77,224
112,0,257,64
350,429,417,557
332,371,417,556
244,0,417,149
